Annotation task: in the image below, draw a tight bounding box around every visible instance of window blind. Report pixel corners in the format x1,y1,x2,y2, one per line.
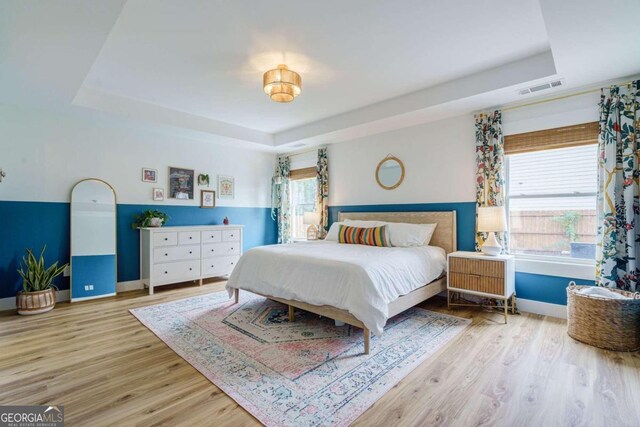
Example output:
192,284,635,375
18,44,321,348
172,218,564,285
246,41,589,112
507,144,597,211
504,122,598,155
290,167,316,180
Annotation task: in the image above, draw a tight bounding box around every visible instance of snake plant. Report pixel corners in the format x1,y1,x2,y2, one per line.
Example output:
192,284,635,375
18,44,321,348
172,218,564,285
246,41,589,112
17,246,68,293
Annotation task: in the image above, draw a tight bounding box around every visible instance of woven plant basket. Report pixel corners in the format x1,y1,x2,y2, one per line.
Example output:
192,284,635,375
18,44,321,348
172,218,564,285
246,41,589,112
567,284,640,351
16,288,57,315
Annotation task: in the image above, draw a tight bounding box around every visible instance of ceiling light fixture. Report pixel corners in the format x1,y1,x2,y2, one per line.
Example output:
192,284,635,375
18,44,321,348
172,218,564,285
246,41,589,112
263,64,301,103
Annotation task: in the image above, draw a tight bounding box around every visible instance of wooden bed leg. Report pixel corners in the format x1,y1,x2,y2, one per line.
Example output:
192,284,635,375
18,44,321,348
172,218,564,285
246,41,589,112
288,305,294,322
199,278,203,287
504,297,508,324
363,328,370,355
234,288,239,304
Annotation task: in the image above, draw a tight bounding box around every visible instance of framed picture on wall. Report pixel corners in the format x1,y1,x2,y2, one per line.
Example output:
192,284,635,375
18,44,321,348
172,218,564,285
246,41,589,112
169,167,194,199
153,188,165,201
218,175,234,199
142,168,157,183
200,190,215,208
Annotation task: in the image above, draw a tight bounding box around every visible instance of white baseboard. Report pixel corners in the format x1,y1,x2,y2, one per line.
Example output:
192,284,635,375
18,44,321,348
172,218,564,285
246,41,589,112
0,280,144,312
71,292,117,302
117,280,144,292
0,289,70,312
517,298,567,319
1,285,567,319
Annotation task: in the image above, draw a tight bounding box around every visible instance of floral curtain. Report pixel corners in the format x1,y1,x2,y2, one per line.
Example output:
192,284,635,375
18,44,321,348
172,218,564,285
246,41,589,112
475,110,508,252
271,155,291,244
596,81,640,292
316,147,329,238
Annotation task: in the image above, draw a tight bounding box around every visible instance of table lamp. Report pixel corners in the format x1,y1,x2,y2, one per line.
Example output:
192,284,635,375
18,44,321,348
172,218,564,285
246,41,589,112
477,206,507,256
303,211,321,240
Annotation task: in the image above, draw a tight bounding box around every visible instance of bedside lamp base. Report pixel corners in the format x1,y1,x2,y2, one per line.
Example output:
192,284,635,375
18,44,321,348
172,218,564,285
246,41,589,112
306,225,318,240
481,231,502,256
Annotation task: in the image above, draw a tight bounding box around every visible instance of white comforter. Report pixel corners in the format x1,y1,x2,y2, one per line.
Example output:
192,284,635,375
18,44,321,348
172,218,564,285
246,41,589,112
225,241,446,336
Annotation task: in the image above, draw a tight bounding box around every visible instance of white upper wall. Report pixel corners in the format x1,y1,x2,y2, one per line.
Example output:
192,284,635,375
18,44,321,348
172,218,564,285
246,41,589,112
0,79,604,210
0,105,274,207
502,91,599,135
328,115,477,206
327,90,601,207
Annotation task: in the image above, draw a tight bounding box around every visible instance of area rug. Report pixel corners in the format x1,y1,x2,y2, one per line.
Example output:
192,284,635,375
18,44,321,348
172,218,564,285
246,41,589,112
130,291,470,427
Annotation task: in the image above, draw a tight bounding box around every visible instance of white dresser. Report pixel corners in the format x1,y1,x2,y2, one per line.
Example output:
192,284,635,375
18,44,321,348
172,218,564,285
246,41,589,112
140,225,244,294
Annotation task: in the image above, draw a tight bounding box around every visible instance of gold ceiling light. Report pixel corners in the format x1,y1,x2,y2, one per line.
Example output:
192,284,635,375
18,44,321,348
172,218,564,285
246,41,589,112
263,64,301,103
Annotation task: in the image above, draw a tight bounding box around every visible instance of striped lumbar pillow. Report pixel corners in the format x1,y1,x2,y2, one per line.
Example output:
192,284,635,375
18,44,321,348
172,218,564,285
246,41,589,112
337,224,390,247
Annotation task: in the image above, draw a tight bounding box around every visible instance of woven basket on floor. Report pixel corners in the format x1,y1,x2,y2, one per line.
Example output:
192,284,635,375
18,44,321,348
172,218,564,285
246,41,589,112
567,284,640,351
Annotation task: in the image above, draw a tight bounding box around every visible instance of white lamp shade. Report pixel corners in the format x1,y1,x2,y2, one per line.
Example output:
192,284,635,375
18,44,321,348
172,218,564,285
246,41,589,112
477,206,507,232
303,211,321,225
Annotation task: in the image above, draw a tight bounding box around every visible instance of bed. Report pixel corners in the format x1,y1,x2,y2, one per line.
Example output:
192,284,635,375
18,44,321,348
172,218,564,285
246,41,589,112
225,211,457,354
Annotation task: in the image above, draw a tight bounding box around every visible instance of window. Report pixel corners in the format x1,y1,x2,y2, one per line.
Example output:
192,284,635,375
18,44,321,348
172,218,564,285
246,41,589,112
506,144,597,260
289,168,317,240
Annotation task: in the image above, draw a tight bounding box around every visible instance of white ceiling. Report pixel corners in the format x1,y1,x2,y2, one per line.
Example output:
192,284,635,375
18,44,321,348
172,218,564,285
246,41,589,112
1,0,639,151
81,0,550,133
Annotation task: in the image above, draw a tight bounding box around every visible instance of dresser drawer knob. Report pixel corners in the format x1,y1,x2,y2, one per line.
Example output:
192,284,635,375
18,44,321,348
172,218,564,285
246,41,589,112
164,271,168,274
230,234,234,237
231,247,234,250
211,249,215,252
164,238,168,241
189,268,193,271
189,251,192,254
211,265,214,268
189,236,193,239
165,253,168,256
231,262,234,265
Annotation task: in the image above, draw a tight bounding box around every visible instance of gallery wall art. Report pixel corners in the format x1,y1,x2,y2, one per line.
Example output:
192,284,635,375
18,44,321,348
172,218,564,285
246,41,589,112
218,175,234,200
169,167,194,199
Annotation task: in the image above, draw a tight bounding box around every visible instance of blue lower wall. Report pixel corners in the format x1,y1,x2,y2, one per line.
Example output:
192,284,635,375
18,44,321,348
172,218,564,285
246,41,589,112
1,201,71,299
0,201,277,299
515,272,593,305
2,199,591,305
329,202,592,305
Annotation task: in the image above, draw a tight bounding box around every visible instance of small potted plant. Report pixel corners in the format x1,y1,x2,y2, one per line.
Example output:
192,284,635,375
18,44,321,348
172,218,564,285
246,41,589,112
198,173,210,186
16,246,68,315
132,209,170,229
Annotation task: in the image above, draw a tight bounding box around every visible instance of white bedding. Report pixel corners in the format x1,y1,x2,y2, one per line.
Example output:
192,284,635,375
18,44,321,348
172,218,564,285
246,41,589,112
225,241,446,336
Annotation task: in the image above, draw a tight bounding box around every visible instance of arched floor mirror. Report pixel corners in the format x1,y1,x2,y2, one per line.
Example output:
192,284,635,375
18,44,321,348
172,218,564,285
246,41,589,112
70,178,117,301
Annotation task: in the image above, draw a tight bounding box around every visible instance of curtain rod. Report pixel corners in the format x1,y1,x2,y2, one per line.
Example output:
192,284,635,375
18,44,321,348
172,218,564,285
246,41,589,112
501,79,636,113
278,147,324,158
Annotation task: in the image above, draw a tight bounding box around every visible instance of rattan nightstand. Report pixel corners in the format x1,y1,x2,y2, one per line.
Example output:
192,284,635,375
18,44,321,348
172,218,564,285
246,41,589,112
447,251,516,323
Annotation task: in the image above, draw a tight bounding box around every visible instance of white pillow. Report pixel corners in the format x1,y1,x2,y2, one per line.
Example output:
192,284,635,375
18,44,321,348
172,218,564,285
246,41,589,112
343,219,385,227
387,222,437,247
325,220,385,241
324,222,344,241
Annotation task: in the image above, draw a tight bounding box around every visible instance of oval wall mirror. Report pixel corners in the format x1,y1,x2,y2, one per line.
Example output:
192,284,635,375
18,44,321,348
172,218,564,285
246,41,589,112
375,155,405,190
70,178,117,302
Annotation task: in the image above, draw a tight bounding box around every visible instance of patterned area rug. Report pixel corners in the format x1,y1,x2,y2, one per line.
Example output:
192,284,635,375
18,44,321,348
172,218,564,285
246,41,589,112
130,291,470,427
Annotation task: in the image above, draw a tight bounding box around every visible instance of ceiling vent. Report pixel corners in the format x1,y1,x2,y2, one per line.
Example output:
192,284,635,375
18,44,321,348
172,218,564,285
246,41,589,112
517,79,565,95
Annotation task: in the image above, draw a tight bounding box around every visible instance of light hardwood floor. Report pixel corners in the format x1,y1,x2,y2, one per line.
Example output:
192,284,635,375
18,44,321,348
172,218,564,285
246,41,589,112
1,281,639,426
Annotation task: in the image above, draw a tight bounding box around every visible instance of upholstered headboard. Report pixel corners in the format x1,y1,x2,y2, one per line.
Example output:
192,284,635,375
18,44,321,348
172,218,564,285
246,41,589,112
337,211,457,254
